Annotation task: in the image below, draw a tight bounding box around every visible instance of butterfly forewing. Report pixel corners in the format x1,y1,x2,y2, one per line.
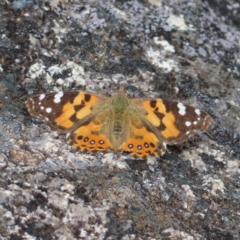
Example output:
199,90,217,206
140,98,212,144
26,91,107,132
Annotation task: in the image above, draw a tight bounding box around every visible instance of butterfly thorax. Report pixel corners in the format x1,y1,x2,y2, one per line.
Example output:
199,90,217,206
112,92,128,111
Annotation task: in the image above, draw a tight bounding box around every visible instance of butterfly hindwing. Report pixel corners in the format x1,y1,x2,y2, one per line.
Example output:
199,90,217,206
119,123,166,158
67,120,113,152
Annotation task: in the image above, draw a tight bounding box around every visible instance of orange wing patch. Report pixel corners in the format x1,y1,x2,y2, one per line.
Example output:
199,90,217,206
54,93,100,129
119,125,165,158
142,100,180,139
68,121,113,152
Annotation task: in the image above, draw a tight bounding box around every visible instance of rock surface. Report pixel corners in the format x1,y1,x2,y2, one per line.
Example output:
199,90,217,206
0,0,240,239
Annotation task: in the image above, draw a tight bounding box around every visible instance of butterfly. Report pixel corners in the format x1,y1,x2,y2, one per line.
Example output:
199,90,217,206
26,91,212,159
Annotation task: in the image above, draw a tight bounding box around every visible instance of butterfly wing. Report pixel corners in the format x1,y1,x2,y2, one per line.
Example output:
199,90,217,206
119,119,166,158
26,91,114,152
67,118,113,152
139,98,212,144
119,97,212,158
116,106,165,158
26,91,106,131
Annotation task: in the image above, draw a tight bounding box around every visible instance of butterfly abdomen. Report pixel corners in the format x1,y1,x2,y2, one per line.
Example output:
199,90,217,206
112,110,127,138
113,119,123,134
111,93,129,139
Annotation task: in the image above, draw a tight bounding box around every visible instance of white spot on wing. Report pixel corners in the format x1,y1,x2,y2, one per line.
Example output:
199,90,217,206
66,133,70,139
54,92,63,103
46,108,52,113
195,109,201,115
177,102,186,115
40,106,44,110
39,94,45,100
193,121,198,125
185,121,191,127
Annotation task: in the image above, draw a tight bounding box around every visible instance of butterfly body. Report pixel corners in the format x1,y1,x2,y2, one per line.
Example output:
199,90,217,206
109,92,129,144
26,91,212,159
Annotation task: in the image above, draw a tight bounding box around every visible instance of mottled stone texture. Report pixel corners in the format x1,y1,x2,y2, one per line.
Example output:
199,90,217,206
0,0,239,239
